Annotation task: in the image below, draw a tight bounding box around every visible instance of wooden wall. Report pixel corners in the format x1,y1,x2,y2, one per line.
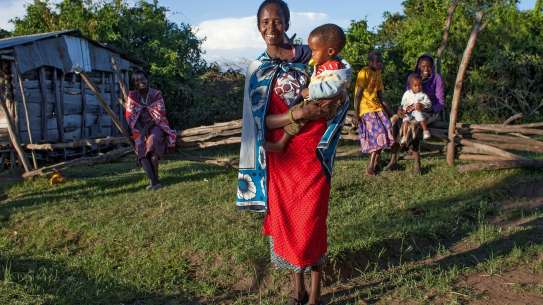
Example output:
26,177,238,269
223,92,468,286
12,66,128,144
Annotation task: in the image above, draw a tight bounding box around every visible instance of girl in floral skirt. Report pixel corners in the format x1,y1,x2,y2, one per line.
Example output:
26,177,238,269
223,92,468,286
353,51,394,176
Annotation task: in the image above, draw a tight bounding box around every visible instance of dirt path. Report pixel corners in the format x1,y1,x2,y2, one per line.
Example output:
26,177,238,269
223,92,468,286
322,185,543,305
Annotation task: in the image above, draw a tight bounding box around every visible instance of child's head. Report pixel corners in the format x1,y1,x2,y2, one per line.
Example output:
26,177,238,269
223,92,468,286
408,73,423,93
308,23,346,66
368,51,383,71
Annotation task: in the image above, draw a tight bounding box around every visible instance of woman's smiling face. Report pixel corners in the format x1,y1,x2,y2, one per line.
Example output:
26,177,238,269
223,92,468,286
258,4,288,46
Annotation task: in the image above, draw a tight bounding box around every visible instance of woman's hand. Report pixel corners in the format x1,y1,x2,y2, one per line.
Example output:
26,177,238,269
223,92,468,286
415,103,424,112
293,102,324,121
397,107,406,117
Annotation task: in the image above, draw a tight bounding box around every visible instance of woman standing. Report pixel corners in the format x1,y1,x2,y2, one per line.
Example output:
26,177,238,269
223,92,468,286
236,1,350,304
126,70,176,190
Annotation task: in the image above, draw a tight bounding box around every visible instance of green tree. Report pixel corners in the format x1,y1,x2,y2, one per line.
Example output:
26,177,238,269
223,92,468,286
11,0,206,128
345,0,543,121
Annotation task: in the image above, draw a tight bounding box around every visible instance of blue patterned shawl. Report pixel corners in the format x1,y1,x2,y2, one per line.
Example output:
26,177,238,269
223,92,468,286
236,47,351,212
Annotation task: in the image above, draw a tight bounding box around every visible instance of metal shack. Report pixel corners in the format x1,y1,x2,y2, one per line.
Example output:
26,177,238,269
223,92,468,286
0,30,138,165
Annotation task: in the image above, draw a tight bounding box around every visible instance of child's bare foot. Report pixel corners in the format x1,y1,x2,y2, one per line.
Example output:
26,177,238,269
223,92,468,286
423,129,431,140
366,167,376,176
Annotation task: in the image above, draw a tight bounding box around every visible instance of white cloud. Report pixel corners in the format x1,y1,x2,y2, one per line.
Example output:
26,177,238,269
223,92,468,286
0,0,28,30
195,11,347,65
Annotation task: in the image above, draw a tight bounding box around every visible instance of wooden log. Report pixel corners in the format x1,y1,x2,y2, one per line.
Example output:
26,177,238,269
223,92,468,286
436,0,460,74
179,120,243,137
458,154,513,162
53,68,65,142
38,67,49,141
0,98,31,172
447,11,485,165
482,142,543,153
461,133,543,154
458,124,543,136
77,71,134,151
22,147,132,179
25,136,129,150
181,129,241,143
459,139,527,160
80,74,86,138
462,132,543,145
111,57,127,104
14,64,37,169
503,113,524,125
177,137,241,149
457,160,543,173
178,155,239,169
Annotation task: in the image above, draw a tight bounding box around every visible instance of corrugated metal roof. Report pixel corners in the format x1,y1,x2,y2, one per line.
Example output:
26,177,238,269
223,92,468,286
0,30,78,50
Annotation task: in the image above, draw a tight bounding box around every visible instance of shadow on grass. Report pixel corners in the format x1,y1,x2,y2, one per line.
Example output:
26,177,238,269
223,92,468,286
0,255,200,305
324,173,543,305
0,159,231,224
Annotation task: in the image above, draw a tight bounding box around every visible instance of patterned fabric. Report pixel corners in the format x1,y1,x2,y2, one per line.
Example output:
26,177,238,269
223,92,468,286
358,111,394,154
125,89,176,159
315,60,342,75
236,46,350,212
308,59,351,101
354,67,385,116
269,238,325,273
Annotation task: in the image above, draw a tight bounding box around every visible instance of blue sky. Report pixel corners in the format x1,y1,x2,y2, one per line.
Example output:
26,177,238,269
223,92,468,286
0,0,538,64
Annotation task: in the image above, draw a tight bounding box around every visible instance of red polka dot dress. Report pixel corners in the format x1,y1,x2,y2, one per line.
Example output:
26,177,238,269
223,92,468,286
263,90,330,271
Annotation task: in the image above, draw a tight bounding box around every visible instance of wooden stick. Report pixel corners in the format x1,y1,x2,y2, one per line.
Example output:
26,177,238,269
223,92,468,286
25,136,129,150
110,57,128,105
458,125,543,136
462,132,543,146
177,137,241,149
14,64,38,169
447,11,485,165
436,0,460,74
77,71,133,150
457,160,543,173
38,67,48,141
22,147,132,179
503,113,524,125
0,98,31,172
459,139,528,160
458,154,512,162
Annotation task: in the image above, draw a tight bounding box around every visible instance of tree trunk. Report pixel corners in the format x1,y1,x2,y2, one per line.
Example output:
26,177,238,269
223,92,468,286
457,160,543,173
447,11,485,166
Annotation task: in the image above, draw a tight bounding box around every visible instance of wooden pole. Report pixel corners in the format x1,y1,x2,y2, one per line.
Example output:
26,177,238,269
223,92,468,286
22,146,132,179
0,98,31,173
38,67,48,142
53,68,64,142
14,64,38,169
436,0,460,74
447,11,485,166
110,57,128,105
457,160,543,173
80,74,86,139
77,71,134,150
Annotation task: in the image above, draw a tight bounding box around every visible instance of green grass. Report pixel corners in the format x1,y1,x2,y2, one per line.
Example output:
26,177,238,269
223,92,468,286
1,146,542,305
